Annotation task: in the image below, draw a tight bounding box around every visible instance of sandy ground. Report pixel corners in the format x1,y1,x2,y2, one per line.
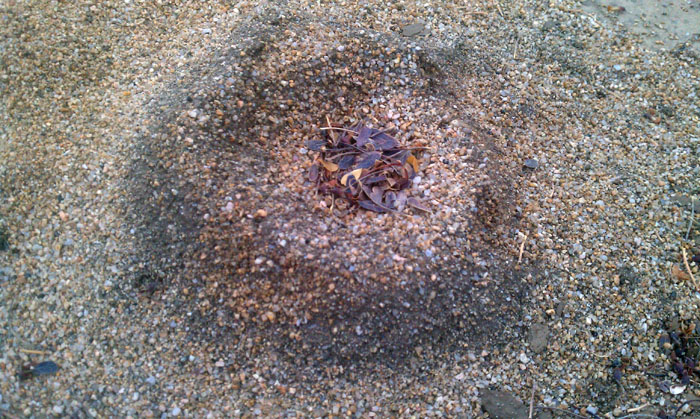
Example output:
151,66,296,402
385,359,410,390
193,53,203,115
1,0,699,417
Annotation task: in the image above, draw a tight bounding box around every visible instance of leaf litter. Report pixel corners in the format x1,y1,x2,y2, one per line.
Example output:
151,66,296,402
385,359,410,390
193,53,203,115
307,120,429,214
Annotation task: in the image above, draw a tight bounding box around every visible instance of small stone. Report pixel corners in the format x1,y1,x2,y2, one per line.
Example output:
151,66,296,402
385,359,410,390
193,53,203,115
481,389,528,419
524,159,539,169
402,23,425,37
254,209,267,218
171,407,181,416
53,405,64,415
529,323,549,353
187,109,198,118
518,353,529,363
146,376,157,385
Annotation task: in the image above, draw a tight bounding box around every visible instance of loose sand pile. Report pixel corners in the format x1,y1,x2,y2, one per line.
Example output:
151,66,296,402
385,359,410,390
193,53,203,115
1,0,698,417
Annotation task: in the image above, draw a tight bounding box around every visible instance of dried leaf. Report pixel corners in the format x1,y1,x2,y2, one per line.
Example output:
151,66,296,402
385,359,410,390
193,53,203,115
368,185,385,207
19,361,59,381
363,175,387,185
337,155,355,170
33,361,59,376
397,190,408,208
357,152,381,169
341,169,363,186
371,132,399,150
356,126,372,147
407,155,420,172
306,140,326,151
407,197,430,212
388,149,410,164
358,200,387,213
308,164,319,182
319,159,339,172
385,191,397,208
672,265,690,281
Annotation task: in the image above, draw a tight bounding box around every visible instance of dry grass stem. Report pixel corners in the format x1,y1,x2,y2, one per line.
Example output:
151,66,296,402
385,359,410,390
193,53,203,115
518,233,529,264
627,403,650,413
19,348,48,355
682,248,698,290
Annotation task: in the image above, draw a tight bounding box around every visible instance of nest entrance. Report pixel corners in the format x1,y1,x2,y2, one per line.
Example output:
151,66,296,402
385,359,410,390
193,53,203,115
307,120,429,214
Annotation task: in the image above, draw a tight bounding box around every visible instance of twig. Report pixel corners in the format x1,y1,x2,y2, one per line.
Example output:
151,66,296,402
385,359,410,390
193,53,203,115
493,0,503,17
535,406,587,419
617,415,662,419
518,233,529,264
626,403,650,413
686,199,695,240
19,349,48,355
682,247,698,290
319,127,359,134
528,382,536,419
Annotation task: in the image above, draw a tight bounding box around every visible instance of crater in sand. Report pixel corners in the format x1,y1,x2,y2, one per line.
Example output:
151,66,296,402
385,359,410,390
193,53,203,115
125,11,538,372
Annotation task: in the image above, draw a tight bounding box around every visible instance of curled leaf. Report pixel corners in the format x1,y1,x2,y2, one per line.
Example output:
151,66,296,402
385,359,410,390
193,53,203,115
341,169,363,186
407,155,420,172
319,159,339,172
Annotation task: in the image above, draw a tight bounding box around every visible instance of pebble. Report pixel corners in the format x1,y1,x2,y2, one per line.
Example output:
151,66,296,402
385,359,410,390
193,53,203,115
523,158,539,169
402,23,425,37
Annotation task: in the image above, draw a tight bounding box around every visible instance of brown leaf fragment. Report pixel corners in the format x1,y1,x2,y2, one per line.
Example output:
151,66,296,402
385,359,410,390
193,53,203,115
306,140,326,151
371,132,399,150
337,155,355,170
357,152,381,169
407,197,430,212
341,169,363,186
358,200,387,213
396,190,408,208
356,126,372,147
384,191,397,208
406,154,420,172
319,159,339,172
308,164,319,182
363,175,387,185
366,185,385,207
672,264,690,281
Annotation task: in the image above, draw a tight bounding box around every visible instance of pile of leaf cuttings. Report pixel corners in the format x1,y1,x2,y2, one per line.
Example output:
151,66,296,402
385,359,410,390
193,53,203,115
306,121,429,214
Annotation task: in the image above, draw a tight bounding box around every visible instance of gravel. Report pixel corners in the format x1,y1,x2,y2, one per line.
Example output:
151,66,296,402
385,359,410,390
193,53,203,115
1,0,699,417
